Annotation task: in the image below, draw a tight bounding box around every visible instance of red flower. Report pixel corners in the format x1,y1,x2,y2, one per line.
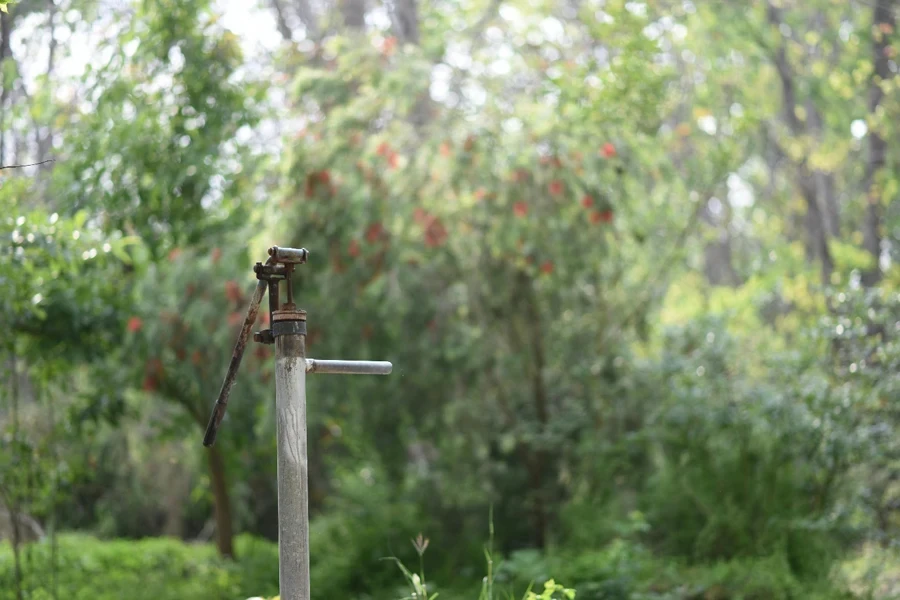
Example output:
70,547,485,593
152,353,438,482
168,248,182,262
127,316,143,333
601,143,616,158
549,180,564,197
439,142,452,157
142,375,158,392
513,201,528,217
581,195,594,208
382,36,397,56
348,239,361,257
590,210,614,224
211,247,222,264
376,142,391,156
424,217,448,248
304,170,331,197
388,152,400,169
540,260,554,274
366,222,384,243
540,155,562,168
225,280,242,303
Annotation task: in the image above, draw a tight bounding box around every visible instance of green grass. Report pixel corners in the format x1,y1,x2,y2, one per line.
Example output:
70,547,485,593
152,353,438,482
2,533,893,600
0,533,278,600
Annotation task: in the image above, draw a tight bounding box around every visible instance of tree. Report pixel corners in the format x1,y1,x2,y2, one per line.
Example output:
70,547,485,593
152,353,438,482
262,0,730,552
119,244,278,558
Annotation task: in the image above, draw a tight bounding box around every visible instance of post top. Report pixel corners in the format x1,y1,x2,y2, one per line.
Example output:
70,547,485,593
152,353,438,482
268,246,309,264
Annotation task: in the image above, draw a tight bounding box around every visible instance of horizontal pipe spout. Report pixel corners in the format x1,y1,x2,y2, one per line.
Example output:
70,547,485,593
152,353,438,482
305,359,392,375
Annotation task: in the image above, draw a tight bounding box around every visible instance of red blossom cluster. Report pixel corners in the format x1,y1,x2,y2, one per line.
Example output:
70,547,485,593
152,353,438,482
304,170,333,198
143,358,164,392
224,280,242,304
376,142,401,169
127,316,143,333
414,208,448,248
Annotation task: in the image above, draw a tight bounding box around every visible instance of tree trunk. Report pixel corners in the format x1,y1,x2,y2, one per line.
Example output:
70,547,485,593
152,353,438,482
519,271,549,549
206,445,235,558
766,1,835,283
807,11,840,238
861,0,895,286
269,0,294,41
1,9,12,167
390,0,419,44
339,0,366,31
800,176,835,284
294,0,318,40
701,199,740,287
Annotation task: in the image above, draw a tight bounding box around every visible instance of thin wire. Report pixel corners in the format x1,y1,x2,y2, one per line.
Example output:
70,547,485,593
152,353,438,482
0,159,55,171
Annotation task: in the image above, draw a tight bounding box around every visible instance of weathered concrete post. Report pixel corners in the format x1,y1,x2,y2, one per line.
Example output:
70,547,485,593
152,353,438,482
272,306,309,600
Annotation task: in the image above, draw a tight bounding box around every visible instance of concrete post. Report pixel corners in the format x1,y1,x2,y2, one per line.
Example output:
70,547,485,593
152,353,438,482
273,316,310,600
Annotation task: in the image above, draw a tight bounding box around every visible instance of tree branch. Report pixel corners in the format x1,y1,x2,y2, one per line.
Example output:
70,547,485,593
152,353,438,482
268,0,294,41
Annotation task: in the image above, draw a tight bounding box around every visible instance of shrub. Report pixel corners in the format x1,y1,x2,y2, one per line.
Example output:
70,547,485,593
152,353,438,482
0,533,278,600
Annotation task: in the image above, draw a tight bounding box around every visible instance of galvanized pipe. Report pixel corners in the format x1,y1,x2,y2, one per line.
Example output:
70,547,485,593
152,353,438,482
269,246,309,264
305,359,393,375
274,324,310,600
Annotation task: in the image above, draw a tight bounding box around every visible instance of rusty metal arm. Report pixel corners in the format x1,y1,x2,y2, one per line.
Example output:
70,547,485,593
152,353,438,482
202,258,273,447
305,359,392,375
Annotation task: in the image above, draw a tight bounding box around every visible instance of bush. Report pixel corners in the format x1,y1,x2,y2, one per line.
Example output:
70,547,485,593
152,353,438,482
491,541,856,600
0,533,278,600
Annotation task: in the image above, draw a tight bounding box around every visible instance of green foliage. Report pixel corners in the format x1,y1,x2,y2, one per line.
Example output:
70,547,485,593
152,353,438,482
0,534,278,600
5,0,900,598
53,0,265,260
525,579,576,600
640,319,863,569
0,184,137,358
269,0,711,558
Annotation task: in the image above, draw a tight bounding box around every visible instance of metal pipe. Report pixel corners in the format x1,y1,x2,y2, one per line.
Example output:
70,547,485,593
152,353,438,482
305,359,393,375
274,323,310,600
269,246,309,264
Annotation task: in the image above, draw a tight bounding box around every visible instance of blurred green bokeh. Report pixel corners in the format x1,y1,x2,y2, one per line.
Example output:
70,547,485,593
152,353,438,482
2,0,900,598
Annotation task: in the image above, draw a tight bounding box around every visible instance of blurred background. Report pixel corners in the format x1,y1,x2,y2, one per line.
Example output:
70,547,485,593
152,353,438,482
2,0,900,598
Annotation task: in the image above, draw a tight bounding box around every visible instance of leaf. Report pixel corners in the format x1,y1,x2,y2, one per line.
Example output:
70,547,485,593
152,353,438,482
0,4,8,14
